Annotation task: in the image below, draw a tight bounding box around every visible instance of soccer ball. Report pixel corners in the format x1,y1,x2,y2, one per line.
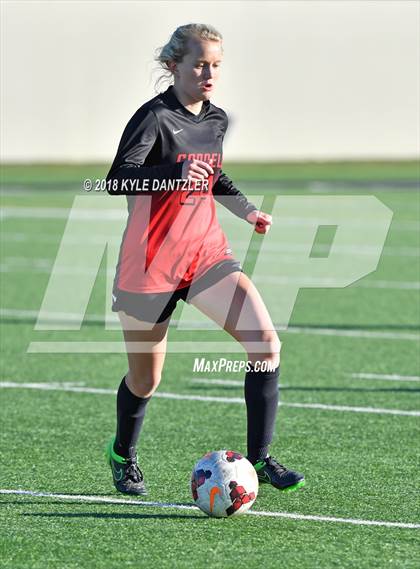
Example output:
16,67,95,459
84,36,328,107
191,450,258,518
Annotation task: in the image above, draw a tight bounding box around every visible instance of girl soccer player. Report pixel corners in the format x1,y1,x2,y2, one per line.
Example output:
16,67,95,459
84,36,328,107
105,23,304,495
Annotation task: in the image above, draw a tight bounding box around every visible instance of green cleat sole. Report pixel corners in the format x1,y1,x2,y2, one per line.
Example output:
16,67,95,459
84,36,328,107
281,479,306,492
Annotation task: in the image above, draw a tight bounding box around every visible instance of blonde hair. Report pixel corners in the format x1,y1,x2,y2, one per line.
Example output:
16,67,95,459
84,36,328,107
154,23,223,92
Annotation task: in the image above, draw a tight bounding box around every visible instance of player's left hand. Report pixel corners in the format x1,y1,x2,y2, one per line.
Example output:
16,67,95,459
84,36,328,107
246,210,272,234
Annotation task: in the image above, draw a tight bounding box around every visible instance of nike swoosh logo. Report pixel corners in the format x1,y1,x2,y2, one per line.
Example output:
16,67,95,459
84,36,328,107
209,486,222,513
111,462,124,482
258,470,271,483
172,128,183,135
112,294,117,303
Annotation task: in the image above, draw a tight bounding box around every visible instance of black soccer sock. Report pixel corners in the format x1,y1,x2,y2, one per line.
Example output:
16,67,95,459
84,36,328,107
244,364,280,464
114,375,151,459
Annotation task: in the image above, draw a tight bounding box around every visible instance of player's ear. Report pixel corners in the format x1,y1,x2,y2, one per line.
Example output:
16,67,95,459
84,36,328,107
168,61,178,77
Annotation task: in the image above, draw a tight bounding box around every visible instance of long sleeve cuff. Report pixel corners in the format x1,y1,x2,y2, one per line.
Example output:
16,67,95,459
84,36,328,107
212,171,258,220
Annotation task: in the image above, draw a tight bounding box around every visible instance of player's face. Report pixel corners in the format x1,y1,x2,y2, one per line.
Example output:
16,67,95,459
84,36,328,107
175,38,222,101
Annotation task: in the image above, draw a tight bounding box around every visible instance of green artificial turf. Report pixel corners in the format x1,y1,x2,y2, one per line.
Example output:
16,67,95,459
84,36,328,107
0,162,419,568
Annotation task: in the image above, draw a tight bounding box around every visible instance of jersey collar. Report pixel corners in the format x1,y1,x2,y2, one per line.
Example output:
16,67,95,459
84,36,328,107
163,85,210,122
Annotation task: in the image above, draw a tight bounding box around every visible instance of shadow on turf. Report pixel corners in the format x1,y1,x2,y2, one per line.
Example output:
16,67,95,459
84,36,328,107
2,500,205,520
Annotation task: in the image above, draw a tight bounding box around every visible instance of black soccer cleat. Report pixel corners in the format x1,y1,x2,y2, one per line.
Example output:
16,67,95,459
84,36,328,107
252,456,305,492
105,439,147,496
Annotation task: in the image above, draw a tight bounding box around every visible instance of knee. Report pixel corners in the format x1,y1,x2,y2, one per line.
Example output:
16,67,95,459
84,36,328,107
246,330,281,368
126,369,162,398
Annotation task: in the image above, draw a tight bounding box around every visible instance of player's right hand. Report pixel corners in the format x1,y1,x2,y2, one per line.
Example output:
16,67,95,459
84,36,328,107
181,159,214,181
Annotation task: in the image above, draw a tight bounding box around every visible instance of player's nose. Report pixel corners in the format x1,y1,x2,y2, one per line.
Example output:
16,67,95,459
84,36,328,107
203,66,213,80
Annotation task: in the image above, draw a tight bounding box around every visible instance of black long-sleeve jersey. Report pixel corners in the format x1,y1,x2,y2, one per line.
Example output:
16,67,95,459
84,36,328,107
106,85,258,293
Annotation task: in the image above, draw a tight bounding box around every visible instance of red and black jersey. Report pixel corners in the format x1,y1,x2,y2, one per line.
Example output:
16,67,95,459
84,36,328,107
107,85,257,293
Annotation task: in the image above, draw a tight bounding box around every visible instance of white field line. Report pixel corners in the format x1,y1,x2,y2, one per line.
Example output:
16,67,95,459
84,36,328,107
1,381,419,417
1,308,418,341
350,373,420,382
191,378,244,386
2,206,419,232
0,207,126,220
0,257,419,289
1,232,122,246
0,489,418,529
190,377,290,388
307,181,420,194
283,327,419,341
234,240,420,258
24,333,420,352
251,275,420,291
2,231,420,258
191,374,420,386
0,308,108,323
0,259,113,276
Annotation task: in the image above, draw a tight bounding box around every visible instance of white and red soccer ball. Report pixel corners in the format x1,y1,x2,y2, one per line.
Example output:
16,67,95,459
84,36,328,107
191,450,258,517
